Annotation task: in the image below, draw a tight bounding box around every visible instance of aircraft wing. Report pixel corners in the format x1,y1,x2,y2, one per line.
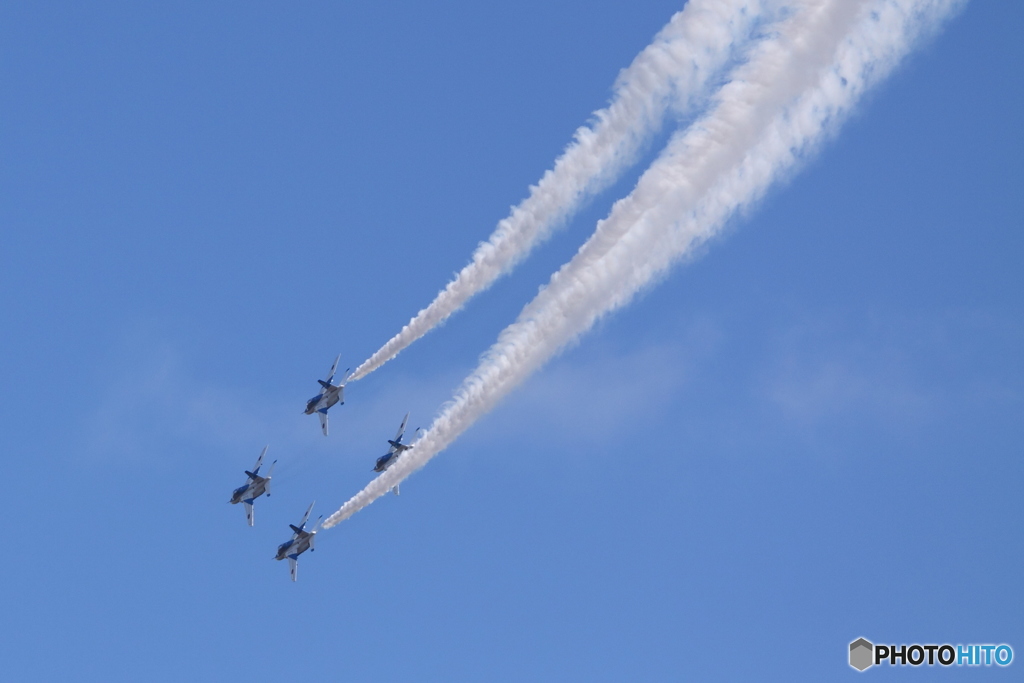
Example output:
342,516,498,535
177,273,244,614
394,412,409,443
325,354,341,384
244,501,254,527
297,501,315,530
318,410,328,436
251,444,269,474
289,557,298,582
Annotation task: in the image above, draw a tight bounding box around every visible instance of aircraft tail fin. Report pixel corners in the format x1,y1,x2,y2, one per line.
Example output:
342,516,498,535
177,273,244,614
265,460,277,495
309,517,324,550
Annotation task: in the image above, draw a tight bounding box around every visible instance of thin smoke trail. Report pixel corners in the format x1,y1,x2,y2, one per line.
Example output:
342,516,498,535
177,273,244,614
350,0,770,381
325,0,849,523
502,0,871,308
324,0,965,529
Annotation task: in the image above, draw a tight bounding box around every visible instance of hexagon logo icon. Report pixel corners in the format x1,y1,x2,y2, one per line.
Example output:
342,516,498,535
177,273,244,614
850,638,874,671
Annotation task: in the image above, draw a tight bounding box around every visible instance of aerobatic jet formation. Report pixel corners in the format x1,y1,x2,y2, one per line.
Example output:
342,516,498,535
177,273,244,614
274,501,322,582
229,445,276,526
373,412,417,496
304,354,350,436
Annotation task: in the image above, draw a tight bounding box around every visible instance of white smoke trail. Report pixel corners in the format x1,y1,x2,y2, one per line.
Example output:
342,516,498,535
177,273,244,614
350,0,770,381
325,0,964,529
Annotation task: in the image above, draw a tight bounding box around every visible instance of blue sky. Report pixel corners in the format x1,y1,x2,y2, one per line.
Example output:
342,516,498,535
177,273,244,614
1,1,1021,680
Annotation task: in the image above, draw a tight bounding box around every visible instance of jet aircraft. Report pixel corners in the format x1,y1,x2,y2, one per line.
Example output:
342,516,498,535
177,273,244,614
304,354,350,435
274,501,322,582
373,412,417,496
229,445,276,526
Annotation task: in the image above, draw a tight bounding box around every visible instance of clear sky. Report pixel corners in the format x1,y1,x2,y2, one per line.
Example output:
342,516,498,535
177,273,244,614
1,1,1021,681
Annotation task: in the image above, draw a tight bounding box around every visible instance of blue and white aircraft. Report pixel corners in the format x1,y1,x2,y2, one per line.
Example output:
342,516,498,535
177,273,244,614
373,412,417,496
274,501,322,582
304,354,350,436
229,445,275,526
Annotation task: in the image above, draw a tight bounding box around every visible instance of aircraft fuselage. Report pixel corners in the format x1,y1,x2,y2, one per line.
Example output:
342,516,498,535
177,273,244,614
304,386,341,415
275,532,313,561
230,477,267,505
373,452,396,473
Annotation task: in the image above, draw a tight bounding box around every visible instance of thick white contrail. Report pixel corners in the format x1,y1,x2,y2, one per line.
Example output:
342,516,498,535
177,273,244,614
350,0,770,381
325,0,964,528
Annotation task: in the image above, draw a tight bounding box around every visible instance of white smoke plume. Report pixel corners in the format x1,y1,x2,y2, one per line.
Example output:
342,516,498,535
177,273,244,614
350,0,770,381
325,0,965,529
